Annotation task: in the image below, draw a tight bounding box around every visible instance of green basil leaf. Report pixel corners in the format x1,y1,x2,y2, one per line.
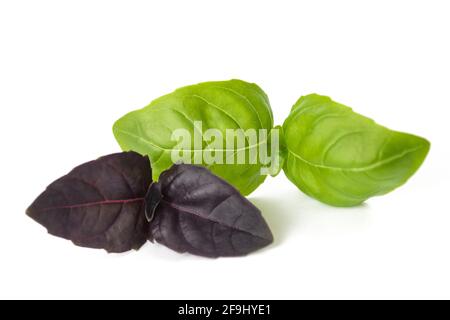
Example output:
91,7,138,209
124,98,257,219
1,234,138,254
282,94,430,207
113,79,274,195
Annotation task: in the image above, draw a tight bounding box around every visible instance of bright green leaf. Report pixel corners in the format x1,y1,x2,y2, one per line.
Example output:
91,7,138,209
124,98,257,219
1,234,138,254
283,94,430,206
113,79,275,196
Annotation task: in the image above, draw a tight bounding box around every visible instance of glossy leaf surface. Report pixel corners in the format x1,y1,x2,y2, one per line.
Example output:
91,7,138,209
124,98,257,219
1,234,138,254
113,79,274,196
282,94,430,206
27,152,152,253
146,164,273,257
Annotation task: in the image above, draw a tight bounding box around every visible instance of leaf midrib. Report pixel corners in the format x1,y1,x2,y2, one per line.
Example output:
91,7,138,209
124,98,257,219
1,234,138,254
162,199,269,241
286,145,425,172
29,198,144,213
115,128,269,153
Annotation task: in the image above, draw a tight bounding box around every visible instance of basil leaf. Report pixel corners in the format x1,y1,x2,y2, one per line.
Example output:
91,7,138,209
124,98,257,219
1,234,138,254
146,164,273,258
282,94,430,207
26,152,152,253
113,79,274,196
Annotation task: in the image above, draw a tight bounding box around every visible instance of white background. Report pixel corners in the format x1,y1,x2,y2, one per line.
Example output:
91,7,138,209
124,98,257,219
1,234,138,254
1,0,449,300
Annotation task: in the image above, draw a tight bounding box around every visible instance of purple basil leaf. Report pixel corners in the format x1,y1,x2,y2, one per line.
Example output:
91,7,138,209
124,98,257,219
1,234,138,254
27,152,152,253
146,164,273,258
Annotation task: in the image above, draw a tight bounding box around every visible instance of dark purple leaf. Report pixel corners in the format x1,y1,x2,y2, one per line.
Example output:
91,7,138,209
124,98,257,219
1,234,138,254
27,152,152,253
146,164,273,258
